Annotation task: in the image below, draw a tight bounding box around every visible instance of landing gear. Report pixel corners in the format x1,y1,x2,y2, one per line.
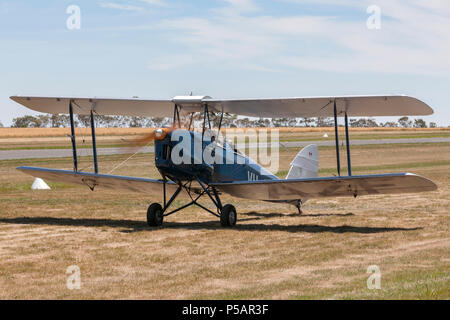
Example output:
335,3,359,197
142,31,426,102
147,203,164,226
220,204,237,227
146,179,238,228
296,200,303,215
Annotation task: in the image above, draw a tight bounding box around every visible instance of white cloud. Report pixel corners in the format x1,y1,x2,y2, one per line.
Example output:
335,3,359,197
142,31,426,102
139,0,166,6
98,0,166,13
152,0,450,75
99,2,144,12
223,0,258,12
412,0,450,15
148,54,196,70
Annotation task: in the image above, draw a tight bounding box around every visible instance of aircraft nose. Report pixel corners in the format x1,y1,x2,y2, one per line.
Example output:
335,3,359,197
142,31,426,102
155,128,164,139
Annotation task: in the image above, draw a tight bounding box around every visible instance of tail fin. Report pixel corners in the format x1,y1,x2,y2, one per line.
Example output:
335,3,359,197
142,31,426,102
286,144,318,179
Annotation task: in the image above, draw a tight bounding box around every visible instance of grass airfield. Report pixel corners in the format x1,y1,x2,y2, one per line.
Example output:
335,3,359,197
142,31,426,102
0,128,448,299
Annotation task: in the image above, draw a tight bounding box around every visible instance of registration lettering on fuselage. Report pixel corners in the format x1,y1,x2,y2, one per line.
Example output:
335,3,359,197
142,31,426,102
248,171,259,181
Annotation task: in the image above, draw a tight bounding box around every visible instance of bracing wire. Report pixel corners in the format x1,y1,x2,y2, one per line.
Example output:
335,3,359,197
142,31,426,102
107,140,152,174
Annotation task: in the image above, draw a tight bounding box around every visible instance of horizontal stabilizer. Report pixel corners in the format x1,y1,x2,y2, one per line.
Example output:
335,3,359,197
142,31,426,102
212,173,437,201
17,166,182,194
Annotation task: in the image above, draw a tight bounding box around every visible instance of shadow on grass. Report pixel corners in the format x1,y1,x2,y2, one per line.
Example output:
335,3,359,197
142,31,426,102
245,211,355,218
0,216,421,234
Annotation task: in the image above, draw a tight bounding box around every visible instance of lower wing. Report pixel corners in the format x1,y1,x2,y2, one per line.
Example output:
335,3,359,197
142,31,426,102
211,173,437,201
17,166,181,194
18,168,437,202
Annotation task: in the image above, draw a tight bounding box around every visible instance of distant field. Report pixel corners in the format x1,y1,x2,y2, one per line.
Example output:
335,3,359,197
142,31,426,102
0,128,152,151
0,130,448,299
1,127,449,138
1,127,449,151
0,127,155,138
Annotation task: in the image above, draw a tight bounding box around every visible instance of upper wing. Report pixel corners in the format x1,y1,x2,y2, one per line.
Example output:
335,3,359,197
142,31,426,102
17,166,181,194
211,173,437,201
11,95,432,118
205,95,433,118
10,96,174,117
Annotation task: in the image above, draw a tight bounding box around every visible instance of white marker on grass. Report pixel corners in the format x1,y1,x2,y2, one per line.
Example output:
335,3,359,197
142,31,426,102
31,178,51,190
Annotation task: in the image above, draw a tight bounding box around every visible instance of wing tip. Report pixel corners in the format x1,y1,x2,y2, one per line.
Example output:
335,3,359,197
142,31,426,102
405,172,438,190
403,96,434,115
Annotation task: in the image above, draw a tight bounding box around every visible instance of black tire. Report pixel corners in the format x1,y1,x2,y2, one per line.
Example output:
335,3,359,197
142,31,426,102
147,203,164,227
220,204,237,227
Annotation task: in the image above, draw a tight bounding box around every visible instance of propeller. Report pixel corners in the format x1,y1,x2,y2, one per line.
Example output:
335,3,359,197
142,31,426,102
126,127,175,148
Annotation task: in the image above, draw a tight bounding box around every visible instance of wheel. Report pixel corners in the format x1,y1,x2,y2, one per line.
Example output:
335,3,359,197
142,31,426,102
220,204,237,227
147,203,164,227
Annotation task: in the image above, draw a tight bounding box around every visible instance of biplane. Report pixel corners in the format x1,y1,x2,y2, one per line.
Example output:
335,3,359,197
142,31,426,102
10,95,437,227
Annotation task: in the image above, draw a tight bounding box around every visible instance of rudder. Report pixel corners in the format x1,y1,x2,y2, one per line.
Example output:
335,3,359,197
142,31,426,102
286,144,318,179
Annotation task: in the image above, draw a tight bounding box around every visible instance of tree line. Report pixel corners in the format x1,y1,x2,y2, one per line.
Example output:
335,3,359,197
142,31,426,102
8,113,437,129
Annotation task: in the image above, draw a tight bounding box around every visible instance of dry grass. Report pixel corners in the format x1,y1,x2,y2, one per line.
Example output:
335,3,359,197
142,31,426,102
0,132,448,299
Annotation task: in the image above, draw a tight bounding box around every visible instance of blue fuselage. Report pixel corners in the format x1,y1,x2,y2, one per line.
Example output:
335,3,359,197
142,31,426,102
155,130,278,184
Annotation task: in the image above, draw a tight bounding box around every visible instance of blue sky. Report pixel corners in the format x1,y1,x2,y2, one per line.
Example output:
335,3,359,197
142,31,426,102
1,0,449,126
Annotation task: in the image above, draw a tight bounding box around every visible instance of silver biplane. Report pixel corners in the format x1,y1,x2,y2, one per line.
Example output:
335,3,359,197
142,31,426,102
10,95,437,227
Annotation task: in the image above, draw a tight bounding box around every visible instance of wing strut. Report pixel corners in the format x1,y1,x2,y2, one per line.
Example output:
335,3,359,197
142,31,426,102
69,100,78,172
69,100,99,174
344,111,352,176
173,103,181,128
90,110,99,174
333,100,341,176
